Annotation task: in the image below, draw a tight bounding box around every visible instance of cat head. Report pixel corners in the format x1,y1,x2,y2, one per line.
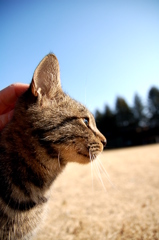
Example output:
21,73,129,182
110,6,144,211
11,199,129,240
19,54,106,164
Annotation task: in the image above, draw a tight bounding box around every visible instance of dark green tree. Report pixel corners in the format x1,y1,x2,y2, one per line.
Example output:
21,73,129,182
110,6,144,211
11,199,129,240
95,105,116,136
103,105,116,130
133,94,146,126
115,97,134,127
103,105,114,120
95,110,103,123
148,86,159,126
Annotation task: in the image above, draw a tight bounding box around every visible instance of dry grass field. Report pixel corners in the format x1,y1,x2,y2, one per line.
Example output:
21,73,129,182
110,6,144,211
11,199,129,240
35,144,159,240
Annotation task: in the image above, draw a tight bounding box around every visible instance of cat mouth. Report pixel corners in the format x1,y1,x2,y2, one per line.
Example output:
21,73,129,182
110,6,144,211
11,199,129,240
89,153,97,160
77,151,97,161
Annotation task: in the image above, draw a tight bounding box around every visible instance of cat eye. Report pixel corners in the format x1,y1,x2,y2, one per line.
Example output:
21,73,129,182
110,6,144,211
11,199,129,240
83,118,89,126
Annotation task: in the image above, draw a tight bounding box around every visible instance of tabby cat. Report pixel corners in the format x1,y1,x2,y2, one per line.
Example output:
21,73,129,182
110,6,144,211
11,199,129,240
0,54,106,240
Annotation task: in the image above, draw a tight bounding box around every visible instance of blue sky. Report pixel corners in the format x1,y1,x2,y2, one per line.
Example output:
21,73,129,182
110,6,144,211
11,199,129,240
0,0,159,114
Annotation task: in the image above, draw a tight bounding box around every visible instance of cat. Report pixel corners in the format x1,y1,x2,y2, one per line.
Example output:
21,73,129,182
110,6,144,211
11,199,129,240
0,54,106,240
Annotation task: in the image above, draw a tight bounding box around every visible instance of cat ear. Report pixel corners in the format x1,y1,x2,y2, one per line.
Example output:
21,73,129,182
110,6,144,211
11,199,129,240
31,54,62,98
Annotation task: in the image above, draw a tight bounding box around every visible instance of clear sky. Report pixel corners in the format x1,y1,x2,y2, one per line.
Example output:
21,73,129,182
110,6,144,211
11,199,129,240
0,0,159,114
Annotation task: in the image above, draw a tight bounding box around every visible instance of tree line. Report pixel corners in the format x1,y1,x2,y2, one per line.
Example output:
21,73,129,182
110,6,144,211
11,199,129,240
95,86,159,149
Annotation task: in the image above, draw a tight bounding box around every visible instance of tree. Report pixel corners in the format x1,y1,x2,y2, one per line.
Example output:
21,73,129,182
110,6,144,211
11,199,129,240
95,105,116,136
103,105,116,130
115,97,134,127
104,105,113,118
133,94,146,126
95,110,103,123
148,86,159,126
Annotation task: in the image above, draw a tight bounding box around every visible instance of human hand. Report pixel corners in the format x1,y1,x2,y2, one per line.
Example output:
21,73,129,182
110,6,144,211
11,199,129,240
0,83,29,131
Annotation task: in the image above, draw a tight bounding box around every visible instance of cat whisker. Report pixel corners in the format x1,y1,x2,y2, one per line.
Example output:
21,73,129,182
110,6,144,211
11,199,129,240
58,153,61,169
96,156,116,189
89,150,94,191
93,158,107,192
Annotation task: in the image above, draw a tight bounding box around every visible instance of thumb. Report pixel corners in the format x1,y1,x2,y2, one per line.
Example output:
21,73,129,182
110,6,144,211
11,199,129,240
0,110,14,131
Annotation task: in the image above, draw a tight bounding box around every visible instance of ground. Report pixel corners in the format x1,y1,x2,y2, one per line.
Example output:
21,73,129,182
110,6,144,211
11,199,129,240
35,144,159,240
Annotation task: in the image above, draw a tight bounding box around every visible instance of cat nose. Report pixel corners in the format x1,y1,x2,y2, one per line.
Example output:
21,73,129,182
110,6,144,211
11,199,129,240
101,138,107,147
96,128,107,148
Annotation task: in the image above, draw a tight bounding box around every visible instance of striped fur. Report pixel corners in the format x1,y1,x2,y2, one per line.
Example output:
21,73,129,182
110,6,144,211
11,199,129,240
0,54,106,239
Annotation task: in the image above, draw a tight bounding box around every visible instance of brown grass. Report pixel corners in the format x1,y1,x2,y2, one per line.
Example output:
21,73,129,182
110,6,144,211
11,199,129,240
35,144,159,240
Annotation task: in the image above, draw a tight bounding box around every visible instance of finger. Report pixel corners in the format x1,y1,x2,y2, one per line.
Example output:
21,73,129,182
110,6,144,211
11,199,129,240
0,110,14,131
13,83,29,97
0,83,29,115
